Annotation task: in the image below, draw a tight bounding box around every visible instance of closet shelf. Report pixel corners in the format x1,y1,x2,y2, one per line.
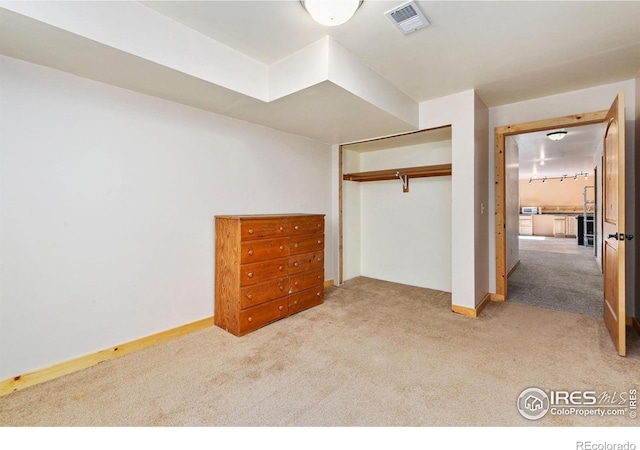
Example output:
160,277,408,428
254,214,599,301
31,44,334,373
342,164,452,182
342,164,452,193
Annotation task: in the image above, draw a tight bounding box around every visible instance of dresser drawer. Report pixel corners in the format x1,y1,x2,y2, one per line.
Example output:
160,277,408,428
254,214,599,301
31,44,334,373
240,219,289,241
289,216,324,236
240,277,288,309
239,297,288,335
290,268,324,293
240,237,289,264
289,251,324,275
288,287,324,315
290,234,324,255
240,257,288,286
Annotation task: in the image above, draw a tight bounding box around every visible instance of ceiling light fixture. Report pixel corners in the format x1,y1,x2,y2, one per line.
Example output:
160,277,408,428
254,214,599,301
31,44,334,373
301,0,363,27
547,130,568,141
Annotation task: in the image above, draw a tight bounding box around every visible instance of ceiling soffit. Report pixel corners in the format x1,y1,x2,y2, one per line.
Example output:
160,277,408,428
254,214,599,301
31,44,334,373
0,2,419,143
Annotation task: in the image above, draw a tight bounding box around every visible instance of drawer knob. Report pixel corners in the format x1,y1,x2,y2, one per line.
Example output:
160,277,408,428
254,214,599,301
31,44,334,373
294,225,299,230
248,229,254,235
317,275,321,279
247,272,254,278
294,262,299,267
317,223,321,228
279,245,284,251
279,226,284,232
294,300,298,305
247,294,253,300
248,250,254,256
316,292,321,297
294,281,299,286
318,240,322,244
279,286,284,291
279,265,284,271
248,317,253,323
279,305,284,311
317,258,321,262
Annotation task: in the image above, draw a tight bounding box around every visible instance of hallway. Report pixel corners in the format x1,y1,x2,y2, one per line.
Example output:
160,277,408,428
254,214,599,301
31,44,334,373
507,236,603,317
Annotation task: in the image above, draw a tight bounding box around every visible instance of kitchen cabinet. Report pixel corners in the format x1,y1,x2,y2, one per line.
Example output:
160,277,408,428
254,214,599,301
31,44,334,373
521,214,578,238
565,216,577,237
519,215,533,236
553,216,567,237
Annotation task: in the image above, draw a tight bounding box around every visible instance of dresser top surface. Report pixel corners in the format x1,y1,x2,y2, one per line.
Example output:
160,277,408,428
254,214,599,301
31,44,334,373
215,214,325,220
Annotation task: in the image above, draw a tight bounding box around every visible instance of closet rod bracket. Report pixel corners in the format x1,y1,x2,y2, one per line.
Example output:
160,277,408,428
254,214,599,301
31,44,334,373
396,172,409,193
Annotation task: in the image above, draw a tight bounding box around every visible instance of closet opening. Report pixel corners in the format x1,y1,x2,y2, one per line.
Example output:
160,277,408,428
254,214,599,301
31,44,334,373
339,125,453,294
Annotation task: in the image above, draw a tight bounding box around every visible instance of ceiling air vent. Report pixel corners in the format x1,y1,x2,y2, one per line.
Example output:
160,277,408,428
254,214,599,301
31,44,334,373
385,1,430,35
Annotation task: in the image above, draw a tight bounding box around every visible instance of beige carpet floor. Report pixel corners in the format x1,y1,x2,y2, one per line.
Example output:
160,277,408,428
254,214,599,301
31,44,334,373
509,237,604,317
1,276,639,427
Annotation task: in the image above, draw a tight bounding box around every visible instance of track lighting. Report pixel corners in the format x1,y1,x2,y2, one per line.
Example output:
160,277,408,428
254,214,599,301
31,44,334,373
526,172,589,183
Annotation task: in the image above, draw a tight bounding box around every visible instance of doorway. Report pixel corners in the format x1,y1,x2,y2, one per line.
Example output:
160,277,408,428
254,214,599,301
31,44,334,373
495,96,629,356
494,110,608,300
504,122,604,317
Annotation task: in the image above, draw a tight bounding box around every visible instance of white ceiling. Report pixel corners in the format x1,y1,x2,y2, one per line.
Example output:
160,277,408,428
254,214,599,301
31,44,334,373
141,1,640,105
510,123,603,180
1,1,639,148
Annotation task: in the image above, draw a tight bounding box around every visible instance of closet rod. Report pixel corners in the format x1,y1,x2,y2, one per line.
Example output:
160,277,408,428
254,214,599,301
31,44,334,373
342,163,452,183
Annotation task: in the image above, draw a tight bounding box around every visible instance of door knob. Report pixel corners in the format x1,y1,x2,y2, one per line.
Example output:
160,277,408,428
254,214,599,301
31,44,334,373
608,233,635,241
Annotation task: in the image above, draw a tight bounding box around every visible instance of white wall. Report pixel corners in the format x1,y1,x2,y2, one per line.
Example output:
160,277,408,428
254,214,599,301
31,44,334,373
343,142,452,291
330,144,341,286
0,56,333,379
342,149,361,281
489,80,636,316
473,93,490,300
505,137,520,273
593,135,604,270
420,90,488,308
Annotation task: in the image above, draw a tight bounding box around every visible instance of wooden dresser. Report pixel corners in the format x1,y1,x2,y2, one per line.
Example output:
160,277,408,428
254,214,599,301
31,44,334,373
214,214,325,336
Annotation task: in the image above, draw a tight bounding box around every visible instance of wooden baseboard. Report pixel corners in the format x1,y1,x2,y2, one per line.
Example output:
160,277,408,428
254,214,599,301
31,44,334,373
0,316,215,397
491,293,505,302
507,260,521,278
1,281,338,397
632,318,640,336
452,293,492,318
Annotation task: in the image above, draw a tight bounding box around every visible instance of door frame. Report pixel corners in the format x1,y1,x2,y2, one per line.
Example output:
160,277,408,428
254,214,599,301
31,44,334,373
494,110,608,300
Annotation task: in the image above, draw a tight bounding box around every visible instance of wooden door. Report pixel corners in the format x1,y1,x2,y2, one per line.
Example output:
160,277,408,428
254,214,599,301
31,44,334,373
603,93,626,357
